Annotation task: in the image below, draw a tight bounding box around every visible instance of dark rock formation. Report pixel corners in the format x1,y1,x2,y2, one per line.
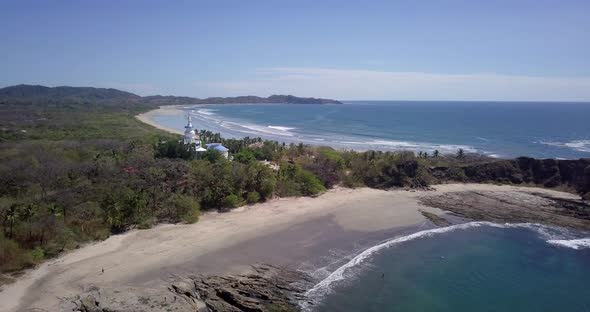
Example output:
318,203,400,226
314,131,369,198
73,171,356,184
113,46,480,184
419,210,451,226
432,157,590,198
61,264,310,312
420,190,590,231
174,264,310,312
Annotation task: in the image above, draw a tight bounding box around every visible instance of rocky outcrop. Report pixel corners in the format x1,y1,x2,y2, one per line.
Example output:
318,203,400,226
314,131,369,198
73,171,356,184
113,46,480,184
433,157,590,199
61,264,310,312
419,210,451,226
420,190,590,231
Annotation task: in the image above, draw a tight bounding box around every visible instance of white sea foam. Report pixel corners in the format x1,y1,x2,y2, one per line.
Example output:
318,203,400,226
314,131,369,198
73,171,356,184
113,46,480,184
196,108,217,116
267,125,296,132
547,238,590,250
538,139,590,153
335,139,477,154
301,221,581,310
223,122,296,137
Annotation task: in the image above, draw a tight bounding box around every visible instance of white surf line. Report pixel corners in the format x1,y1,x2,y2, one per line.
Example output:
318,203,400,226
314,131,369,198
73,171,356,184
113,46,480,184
547,238,590,250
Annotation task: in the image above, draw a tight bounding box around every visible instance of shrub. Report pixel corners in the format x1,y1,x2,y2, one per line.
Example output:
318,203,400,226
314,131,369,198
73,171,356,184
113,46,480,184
447,165,467,181
223,194,241,208
182,206,200,224
0,233,34,272
169,194,200,223
259,178,276,200
234,149,256,164
299,170,326,196
246,191,261,204
276,163,326,197
31,247,46,263
303,148,345,188
137,218,153,229
203,150,225,163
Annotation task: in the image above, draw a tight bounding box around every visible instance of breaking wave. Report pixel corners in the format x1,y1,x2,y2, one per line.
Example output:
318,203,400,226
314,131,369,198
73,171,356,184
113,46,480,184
301,222,588,310
196,108,217,116
225,122,296,137
189,110,297,137
538,139,590,153
268,125,296,132
337,139,477,154
547,238,590,250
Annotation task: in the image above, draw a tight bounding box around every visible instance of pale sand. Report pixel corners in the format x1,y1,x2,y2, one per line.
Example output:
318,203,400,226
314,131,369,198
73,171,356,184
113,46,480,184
0,184,578,312
136,106,184,135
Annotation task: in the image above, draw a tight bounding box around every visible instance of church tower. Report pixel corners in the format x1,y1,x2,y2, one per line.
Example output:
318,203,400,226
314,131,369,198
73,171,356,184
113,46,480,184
183,114,202,149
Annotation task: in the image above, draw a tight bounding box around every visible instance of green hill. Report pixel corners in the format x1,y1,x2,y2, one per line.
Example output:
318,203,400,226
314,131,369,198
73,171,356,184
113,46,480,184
0,84,342,105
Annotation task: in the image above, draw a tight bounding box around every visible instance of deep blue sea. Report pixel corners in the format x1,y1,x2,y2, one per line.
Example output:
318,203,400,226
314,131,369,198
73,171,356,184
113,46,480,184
151,101,590,159
305,223,590,312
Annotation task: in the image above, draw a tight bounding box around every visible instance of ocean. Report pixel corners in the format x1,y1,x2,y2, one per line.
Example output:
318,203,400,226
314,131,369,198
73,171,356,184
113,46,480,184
148,101,590,310
305,223,590,312
150,101,590,159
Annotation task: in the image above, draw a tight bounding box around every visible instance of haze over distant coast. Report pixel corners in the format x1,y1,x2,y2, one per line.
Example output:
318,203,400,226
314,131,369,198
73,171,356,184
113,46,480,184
0,84,342,105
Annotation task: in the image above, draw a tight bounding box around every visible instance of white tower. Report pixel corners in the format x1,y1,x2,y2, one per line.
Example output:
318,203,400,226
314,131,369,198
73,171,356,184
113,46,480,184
183,114,195,145
183,114,202,149
182,113,208,156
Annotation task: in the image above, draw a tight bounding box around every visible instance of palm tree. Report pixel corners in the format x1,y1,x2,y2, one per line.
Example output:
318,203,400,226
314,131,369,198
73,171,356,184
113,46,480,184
433,150,440,158
457,148,465,158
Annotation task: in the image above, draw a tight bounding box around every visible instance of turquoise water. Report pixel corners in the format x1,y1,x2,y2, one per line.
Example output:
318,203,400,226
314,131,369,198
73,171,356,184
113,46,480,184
151,101,590,159
305,223,590,312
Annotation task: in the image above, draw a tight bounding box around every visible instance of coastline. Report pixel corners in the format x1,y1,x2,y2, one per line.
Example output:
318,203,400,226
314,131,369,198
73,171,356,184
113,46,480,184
135,105,184,135
0,184,583,312
133,102,590,159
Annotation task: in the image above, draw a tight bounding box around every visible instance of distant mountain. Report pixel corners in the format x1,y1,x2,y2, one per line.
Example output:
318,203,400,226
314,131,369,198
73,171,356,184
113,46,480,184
143,94,341,105
0,84,140,103
0,85,341,105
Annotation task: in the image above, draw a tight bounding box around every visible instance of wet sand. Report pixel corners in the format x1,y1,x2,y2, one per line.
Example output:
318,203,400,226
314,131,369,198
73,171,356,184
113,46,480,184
136,106,183,135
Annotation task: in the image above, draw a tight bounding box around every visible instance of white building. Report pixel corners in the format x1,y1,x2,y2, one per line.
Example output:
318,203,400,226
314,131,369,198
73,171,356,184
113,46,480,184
183,114,231,158
183,115,206,153
206,142,229,159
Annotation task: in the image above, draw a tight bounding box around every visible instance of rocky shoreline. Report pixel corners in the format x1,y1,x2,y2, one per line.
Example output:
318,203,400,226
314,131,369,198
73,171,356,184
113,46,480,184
420,188,590,231
61,264,312,312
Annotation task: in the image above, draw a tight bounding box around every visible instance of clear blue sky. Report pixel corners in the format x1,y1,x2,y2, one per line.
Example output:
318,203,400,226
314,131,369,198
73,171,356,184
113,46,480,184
1,0,589,101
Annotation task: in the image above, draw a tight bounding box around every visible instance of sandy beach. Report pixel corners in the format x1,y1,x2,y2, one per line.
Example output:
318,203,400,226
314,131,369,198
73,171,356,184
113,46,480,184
0,184,580,312
136,106,184,135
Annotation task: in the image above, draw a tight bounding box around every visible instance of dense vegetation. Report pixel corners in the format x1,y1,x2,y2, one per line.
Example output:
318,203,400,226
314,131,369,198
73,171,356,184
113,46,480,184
0,86,338,275
1,84,589,280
